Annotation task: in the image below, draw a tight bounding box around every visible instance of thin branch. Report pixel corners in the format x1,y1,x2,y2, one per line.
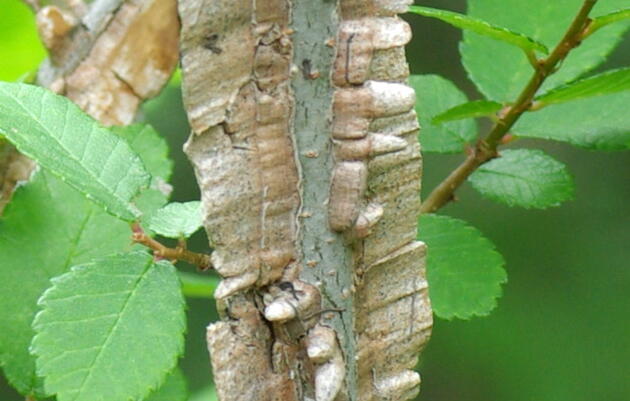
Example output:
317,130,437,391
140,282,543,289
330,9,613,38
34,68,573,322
420,0,599,214
130,223,213,270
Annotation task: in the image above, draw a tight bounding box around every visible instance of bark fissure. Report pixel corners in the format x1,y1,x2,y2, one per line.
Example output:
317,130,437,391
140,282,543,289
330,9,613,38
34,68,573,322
179,0,432,400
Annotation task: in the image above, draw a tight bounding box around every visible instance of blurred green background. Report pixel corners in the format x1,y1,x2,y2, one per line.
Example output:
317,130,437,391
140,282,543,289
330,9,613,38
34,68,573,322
1,0,628,400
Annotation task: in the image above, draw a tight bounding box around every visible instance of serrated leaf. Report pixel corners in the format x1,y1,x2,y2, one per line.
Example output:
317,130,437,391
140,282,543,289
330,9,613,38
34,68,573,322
0,129,173,397
587,8,630,36
461,0,630,102
410,74,477,153
147,201,202,239
31,251,186,401
0,171,133,398
144,367,187,401
536,68,630,106
408,5,548,53
418,214,506,320
515,91,630,150
469,149,575,208
0,83,150,220
432,100,502,124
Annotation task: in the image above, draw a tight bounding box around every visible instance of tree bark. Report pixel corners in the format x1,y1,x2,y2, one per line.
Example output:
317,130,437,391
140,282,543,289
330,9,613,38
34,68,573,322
179,1,432,400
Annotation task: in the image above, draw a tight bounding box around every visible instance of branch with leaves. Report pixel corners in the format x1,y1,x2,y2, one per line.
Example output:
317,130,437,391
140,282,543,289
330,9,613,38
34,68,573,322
408,0,630,319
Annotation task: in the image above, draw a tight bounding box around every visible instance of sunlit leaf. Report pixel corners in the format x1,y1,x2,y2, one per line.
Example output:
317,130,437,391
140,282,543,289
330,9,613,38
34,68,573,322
32,252,186,401
419,214,507,320
469,149,575,208
0,83,150,220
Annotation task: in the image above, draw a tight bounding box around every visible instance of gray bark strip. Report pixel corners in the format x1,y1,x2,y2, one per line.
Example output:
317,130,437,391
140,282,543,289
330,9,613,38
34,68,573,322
179,0,432,400
0,0,179,215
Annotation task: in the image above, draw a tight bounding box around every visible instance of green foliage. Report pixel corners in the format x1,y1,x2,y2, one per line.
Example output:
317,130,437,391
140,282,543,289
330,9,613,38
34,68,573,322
461,0,630,101
0,127,172,397
408,5,548,54
31,252,186,401
469,149,575,208
515,92,630,150
0,1,45,82
147,201,203,239
409,74,477,153
536,68,630,106
432,100,502,125
178,272,220,299
145,368,188,401
419,214,507,320
587,8,630,36
0,83,151,221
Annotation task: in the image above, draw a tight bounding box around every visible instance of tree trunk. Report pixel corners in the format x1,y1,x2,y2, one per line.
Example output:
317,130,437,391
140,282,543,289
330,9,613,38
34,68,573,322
178,0,432,400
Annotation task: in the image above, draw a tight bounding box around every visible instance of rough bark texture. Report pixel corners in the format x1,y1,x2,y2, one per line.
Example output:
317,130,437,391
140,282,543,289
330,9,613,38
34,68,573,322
178,0,432,400
0,0,179,215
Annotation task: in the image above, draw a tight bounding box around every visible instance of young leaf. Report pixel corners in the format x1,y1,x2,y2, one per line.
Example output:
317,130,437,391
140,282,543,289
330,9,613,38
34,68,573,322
0,83,150,220
586,8,630,37
31,252,186,401
461,0,630,102
409,74,477,153
408,5,548,54
432,100,502,125
144,367,188,401
418,214,507,320
469,149,575,209
179,271,220,299
0,171,132,398
0,129,172,397
147,201,203,239
536,68,630,106
515,91,630,150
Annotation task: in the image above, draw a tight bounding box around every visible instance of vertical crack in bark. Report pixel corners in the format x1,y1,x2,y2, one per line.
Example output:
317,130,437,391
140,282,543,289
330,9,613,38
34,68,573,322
1,0,179,214
179,0,432,400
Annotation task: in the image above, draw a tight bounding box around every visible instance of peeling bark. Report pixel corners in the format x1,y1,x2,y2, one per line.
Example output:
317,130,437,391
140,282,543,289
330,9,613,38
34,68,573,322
0,0,179,213
179,0,432,400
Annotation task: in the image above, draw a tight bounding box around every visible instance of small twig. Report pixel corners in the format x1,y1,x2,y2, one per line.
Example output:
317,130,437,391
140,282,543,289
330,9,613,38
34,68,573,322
420,0,599,214
130,223,213,270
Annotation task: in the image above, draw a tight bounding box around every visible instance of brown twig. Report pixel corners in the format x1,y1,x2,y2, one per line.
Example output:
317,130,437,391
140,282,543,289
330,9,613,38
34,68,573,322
420,0,599,214
130,223,213,270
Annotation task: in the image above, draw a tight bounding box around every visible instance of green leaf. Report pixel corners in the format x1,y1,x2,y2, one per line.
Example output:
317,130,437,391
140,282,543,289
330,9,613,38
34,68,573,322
0,1,46,82
536,68,630,106
179,271,220,299
409,74,477,153
514,91,630,150
147,201,203,239
461,0,630,102
587,8,630,36
31,251,186,401
144,367,188,401
408,5,548,54
469,149,575,209
0,83,151,220
0,171,133,397
418,214,506,320
0,129,173,397
432,100,502,125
